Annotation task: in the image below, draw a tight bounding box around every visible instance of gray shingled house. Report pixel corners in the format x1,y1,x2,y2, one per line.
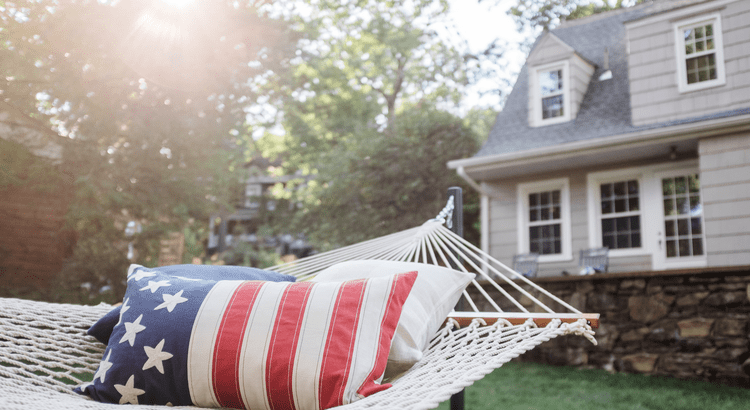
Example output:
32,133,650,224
449,0,750,277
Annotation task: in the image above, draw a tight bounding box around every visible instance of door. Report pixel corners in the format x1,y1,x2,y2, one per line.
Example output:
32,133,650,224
653,170,707,270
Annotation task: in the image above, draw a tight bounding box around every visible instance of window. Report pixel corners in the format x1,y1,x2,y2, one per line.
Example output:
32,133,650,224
600,180,641,250
661,174,704,258
532,61,570,126
540,70,564,119
518,178,571,262
674,13,725,93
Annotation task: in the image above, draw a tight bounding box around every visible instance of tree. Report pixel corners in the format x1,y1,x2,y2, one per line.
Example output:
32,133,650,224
252,0,486,249
1,0,298,302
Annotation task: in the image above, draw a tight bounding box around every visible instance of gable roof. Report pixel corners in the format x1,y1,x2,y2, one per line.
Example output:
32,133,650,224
471,0,750,160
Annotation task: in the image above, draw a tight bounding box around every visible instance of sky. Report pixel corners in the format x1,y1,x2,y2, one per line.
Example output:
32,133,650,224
447,0,527,111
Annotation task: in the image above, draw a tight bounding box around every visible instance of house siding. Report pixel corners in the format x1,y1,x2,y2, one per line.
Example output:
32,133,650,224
699,132,750,267
627,0,750,127
570,55,595,120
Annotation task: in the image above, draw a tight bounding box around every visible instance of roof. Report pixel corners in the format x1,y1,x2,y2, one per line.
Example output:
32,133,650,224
473,0,748,159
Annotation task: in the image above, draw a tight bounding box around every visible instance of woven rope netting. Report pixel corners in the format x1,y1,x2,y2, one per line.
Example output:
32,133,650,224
0,212,597,410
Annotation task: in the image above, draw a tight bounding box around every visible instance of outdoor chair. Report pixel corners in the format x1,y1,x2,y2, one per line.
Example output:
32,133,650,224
513,253,540,278
579,247,609,274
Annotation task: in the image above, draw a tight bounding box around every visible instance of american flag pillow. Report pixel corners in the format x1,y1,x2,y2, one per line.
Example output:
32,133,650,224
86,264,296,345
76,266,417,409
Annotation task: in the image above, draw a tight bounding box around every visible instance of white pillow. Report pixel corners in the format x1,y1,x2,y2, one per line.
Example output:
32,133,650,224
311,260,474,378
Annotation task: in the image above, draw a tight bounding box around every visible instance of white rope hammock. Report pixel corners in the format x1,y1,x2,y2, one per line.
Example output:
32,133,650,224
0,203,598,410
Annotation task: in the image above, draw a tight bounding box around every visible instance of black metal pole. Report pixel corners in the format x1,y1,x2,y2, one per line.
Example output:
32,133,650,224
447,187,465,410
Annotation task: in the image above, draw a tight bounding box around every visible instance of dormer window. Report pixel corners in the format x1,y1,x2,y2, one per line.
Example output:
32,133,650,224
531,61,571,126
674,13,725,93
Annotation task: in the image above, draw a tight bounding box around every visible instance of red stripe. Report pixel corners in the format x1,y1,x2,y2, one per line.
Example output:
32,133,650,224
265,282,314,410
317,279,367,409
357,271,418,397
211,281,265,409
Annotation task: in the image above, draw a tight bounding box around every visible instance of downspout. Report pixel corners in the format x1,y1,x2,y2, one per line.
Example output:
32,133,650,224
456,166,493,274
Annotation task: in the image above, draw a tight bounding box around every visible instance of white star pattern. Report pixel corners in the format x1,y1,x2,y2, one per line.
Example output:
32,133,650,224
172,276,202,282
117,298,131,326
140,280,171,293
142,339,173,374
128,270,156,282
119,314,146,347
93,349,113,383
114,374,145,405
154,290,188,312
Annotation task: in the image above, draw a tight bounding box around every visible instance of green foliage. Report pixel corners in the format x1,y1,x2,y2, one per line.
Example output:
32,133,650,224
0,139,65,192
252,0,483,249
1,0,299,302
437,361,750,410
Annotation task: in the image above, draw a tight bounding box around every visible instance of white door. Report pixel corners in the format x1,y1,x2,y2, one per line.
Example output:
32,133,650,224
653,170,707,270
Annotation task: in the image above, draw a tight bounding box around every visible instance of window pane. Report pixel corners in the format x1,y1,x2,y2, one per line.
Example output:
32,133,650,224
529,208,539,222
664,199,675,216
530,242,539,253
684,28,693,41
540,207,550,220
679,239,690,256
629,197,639,211
631,234,641,248
688,72,699,84
617,234,630,249
615,199,626,213
675,177,687,194
602,218,614,233
705,24,713,36
613,182,626,196
677,197,689,214
690,196,700,215
553,224,560,237
603,235,615,250
686,43,694,55
695,26,703,38
602,200,612,214
554,240,561,254
665,220,675,237
628,180,639,195
529,193,538,206
691,217,703,235
663,178,674,195
631,216,640,230
540,70,563,95
542,241,552,254
530,226,540,240
689,174,700,192
678,219,689,236
540,192,550,205
616,217,629,231
552,205,560,219
696,40,704,52
667,240,677,257
692,238,703,256
542,95,564,119
552,190,560,204
706,38,714,50
601,183,613,198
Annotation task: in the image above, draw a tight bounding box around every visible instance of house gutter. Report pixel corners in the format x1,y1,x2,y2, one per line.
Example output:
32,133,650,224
447,113,750,175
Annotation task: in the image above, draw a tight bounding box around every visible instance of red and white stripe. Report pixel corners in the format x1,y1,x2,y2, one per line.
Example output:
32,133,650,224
187,272,417,410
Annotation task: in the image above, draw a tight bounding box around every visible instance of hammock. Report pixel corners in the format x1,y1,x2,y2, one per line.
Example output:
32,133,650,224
0,197,598,410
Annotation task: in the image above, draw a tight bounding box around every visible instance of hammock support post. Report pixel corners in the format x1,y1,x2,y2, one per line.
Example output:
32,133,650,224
447,187,465,410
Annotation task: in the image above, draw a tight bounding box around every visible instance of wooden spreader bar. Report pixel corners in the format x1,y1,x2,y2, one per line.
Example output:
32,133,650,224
447,312,600,329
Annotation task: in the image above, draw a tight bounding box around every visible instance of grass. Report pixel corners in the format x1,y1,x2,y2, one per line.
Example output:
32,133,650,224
435,361,750,410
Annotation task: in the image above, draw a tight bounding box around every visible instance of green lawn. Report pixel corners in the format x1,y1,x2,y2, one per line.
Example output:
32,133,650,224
436,361,750,410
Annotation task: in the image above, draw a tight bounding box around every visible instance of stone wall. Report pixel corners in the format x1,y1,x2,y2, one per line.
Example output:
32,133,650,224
470,266,750,387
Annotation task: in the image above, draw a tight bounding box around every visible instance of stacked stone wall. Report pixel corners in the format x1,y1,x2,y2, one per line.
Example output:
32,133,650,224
470,267,750,387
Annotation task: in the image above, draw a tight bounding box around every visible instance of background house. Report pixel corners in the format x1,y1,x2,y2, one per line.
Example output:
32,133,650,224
449,0,750,278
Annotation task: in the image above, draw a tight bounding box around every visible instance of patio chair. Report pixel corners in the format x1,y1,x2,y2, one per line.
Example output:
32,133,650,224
579,247,609,274
513,253,540,278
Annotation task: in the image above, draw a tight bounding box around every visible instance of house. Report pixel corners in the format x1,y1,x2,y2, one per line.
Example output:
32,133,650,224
0,101,74,291
208,160,314,259
449,0,750,277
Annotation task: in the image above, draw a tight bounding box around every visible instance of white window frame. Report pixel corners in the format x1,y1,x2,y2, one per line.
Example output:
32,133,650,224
586,170,650,258
673,13,726,93
531,60,571,127
517,178,572,263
